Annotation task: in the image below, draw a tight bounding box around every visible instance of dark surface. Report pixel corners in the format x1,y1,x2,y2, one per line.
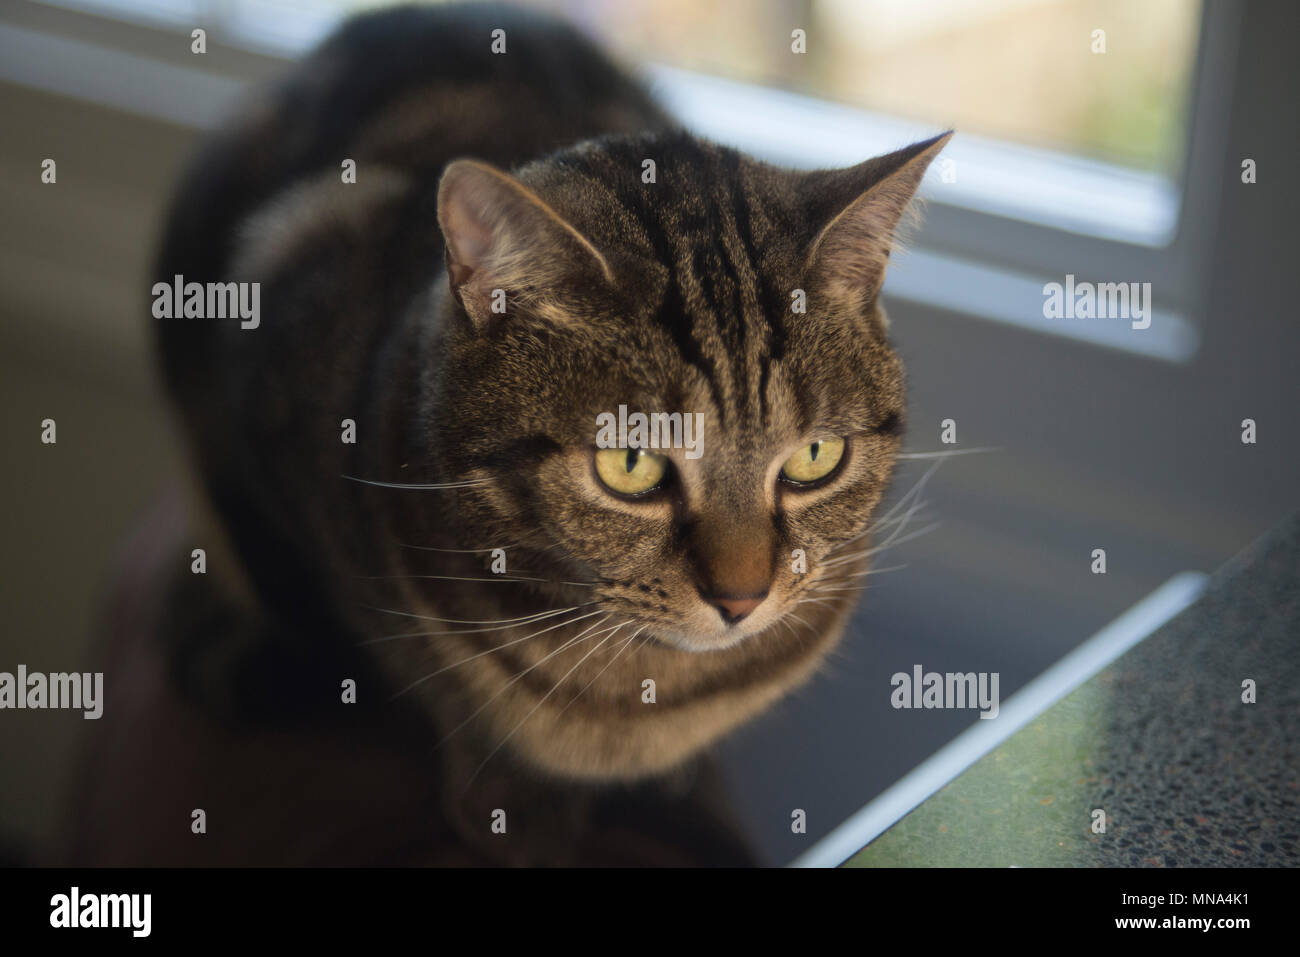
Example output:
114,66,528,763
848,513,1299,866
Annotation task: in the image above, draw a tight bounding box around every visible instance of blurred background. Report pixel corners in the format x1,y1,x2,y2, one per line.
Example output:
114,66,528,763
1,0,1296,865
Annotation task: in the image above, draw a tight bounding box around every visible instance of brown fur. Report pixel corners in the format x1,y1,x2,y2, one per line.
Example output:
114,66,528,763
153,4,949,812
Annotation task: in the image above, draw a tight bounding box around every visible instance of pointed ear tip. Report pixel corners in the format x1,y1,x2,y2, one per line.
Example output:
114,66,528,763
437,160,514,232
437,160,470,211
441,157,473,179
438,158,503,198
923,130,955,151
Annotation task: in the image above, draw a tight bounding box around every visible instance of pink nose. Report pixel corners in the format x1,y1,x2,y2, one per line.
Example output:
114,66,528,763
709,594,766,624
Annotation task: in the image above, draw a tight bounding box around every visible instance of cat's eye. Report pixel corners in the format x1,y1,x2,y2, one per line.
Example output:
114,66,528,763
780,437,846,486
594,447,669,497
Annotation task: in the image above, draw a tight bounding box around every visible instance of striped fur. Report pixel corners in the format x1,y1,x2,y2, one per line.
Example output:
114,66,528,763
154,3,948,794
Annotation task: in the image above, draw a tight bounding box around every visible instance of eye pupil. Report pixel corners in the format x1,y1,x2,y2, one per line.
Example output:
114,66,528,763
596,447,669,497
779,436,845,487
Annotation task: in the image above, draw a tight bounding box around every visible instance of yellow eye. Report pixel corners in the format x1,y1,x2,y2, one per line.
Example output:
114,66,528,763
594,447,669,496
780,437,846,485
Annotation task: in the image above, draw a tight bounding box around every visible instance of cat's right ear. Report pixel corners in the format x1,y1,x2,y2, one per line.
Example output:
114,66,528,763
799,132,952,319
437,159,613,327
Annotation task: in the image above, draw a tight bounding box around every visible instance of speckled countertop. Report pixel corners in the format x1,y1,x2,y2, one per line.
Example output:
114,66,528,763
847,514,1299,867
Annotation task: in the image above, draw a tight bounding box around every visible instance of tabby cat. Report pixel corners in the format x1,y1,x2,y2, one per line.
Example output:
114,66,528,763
139,2,948,865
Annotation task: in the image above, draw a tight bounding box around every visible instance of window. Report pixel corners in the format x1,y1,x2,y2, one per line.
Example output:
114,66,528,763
20,0,1228,364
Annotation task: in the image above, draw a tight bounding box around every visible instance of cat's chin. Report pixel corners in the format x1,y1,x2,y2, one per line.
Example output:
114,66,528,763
640,602,799,653
403,573,865,782
647,618,791,652
648,626,752,653
501,601,858,781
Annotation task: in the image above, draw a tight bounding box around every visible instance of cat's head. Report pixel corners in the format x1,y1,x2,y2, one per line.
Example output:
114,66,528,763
415,130,948,776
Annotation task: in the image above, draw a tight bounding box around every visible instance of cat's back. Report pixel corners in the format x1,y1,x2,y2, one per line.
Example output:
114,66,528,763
156,3,671,405
243,2,671,180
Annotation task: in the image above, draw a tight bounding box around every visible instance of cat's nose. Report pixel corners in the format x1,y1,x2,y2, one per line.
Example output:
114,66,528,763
706,592,767,624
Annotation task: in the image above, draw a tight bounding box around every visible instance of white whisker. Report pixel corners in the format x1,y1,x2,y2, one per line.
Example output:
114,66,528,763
356,572,598,587
785,611,817,639
341,474,486,489
358,605,589,646
361,601,597,626
389,609,605,700
824,560,911,579
397,541,529,553
823,514,936,566
895,446,998,460
467,619,634,787
791,596,840,612
433,614,618,751
555,623,647,717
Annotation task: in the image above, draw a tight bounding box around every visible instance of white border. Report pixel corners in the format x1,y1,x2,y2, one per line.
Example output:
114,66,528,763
790,570,1208,868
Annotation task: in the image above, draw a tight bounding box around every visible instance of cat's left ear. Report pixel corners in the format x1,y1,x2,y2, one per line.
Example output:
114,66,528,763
801,131,952,315
437,158,613,327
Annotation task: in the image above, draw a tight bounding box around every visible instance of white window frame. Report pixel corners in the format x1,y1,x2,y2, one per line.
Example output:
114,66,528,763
2,0,1242,364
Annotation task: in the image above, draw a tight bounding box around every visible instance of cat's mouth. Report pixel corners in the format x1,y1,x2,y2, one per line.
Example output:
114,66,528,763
627,598,821,653
581,568,858,653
